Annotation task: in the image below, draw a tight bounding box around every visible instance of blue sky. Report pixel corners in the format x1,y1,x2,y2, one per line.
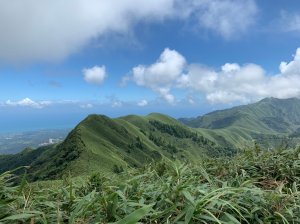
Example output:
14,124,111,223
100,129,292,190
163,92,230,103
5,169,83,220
1,0,300,132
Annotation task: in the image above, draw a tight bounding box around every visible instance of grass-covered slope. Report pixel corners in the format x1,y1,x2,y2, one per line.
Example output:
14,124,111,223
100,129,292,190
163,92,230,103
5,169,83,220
180,97,300,148
1,146,300,223
6,97,300,181
181,98,300,131
0,146,48,174
0,113,232,181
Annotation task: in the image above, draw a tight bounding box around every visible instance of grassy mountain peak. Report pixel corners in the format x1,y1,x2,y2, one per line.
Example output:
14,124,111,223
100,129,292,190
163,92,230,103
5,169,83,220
2,97,300,181
180,97,300,149
1,112,231,180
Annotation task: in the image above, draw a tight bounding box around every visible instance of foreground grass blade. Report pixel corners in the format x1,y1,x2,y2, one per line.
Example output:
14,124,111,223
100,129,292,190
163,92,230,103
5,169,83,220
114,204,154,224
0,213,35,222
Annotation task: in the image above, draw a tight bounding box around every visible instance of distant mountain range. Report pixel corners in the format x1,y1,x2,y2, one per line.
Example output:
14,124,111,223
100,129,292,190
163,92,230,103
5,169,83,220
180,97,300,148
1,97,300,181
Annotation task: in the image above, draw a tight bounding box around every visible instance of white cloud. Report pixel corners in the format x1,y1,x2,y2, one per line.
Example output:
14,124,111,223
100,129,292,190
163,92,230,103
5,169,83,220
132,48,186,87
137,99,148,106
221,63,240,73
174,62,267,104
126,47,300,104
206,91,248,104
129,48,185,104
177,65,218,92
80,103,93,109
156,87,176,104
0,0,175,63
191,0,258,39
83,65,107,85
279,48,300,75
0,0,257,64
5,98,51,109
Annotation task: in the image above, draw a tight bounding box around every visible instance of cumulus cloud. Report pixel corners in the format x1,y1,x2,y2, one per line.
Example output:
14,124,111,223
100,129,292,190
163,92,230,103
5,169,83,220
83,65,107,85
180,52,300,103
132,48,186,87
156,87,176,104
180,63,267,103
0,0,257,64
128,48,185,103
279,48,300,74
126,47,300,104
5,98,51,109
137,99,148,107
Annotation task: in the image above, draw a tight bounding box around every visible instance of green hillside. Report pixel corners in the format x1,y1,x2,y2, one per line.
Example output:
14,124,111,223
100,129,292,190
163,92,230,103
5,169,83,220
0,113,234,181
180,97,300,148
2,146,300,223
2,97,300,182
2,98,300,222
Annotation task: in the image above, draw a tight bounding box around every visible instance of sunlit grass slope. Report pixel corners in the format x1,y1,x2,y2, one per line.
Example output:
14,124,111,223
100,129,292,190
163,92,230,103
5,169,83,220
1,146,300,223
181,97,300,148
0,113,233,180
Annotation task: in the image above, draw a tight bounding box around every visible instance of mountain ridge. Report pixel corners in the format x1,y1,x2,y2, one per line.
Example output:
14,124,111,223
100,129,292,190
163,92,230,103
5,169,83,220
180,97,300,130
2,97,300,181
0,112,232,180
180,97,300,149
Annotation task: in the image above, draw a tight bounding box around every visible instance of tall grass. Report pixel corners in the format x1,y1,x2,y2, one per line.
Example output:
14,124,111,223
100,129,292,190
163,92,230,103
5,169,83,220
1,147,300,223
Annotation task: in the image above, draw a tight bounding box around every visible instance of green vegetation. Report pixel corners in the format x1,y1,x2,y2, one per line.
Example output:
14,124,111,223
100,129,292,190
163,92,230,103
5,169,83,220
180,98,300,130
180,97,300,149
0,113,229,181
2,97,300,222
0,146,46,174
149,120,199,139
4,97,300,181
1,146,300,223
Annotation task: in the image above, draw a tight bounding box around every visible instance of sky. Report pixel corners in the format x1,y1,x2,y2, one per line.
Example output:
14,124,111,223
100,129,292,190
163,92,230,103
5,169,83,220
1,0,300,132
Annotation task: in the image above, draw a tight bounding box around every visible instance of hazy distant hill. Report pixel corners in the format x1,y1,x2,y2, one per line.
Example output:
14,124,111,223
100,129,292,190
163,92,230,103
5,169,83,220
180,97,300,148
